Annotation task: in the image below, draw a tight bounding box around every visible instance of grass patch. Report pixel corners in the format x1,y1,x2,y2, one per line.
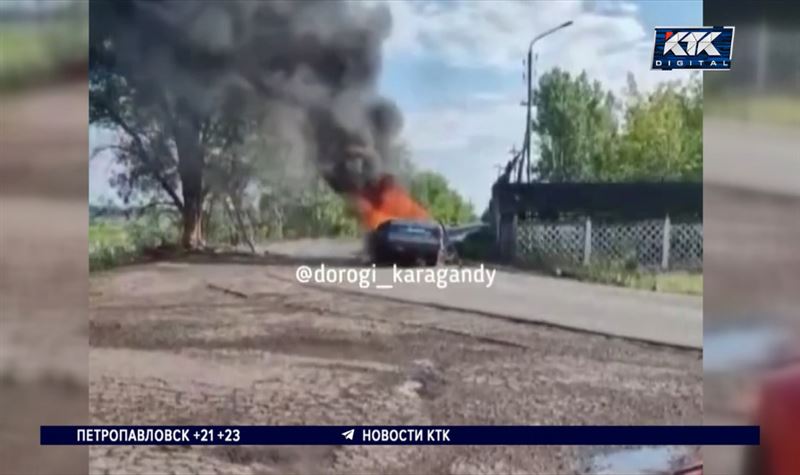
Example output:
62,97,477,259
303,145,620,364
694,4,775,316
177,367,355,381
89,221,138,272
653,272,703,296
89,221,131,249
0,19,87,91
89,216,178,272
0,27,53,77
705,95,800,127
561,262,703,296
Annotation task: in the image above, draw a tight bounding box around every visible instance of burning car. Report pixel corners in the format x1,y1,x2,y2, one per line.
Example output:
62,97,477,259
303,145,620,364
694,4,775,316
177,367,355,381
366,218,446,266
348,173,451,266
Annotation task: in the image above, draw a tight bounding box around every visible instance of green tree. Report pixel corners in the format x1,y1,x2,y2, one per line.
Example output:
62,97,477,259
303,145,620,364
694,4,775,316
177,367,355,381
89,2,258,249
89,75,254,249
531,69,701,183
532,69,619,182
613,74,702,181
410,172,475,225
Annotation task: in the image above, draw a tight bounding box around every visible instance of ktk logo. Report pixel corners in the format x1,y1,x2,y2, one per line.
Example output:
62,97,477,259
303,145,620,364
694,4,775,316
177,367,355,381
663,31,721,56
652,26,734,71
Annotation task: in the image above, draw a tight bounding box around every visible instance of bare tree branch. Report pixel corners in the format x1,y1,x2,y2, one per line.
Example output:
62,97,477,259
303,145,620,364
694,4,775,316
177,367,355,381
101,99,185,211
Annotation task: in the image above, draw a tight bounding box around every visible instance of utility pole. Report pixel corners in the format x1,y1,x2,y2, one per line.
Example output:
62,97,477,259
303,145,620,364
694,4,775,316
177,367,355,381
528,52,538,184
521,20,573,184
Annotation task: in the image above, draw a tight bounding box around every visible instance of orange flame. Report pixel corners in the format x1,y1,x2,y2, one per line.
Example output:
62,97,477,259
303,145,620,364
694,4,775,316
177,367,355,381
352,175,429,230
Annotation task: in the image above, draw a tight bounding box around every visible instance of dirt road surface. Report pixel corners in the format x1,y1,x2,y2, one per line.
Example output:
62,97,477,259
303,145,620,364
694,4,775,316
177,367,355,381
89,257,702,474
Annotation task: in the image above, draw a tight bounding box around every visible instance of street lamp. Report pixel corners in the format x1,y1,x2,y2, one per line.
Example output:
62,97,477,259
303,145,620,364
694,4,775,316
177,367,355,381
519,20,573,183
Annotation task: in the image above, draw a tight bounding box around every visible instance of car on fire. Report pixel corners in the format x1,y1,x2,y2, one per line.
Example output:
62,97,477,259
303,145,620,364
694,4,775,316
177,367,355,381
367,219,449,266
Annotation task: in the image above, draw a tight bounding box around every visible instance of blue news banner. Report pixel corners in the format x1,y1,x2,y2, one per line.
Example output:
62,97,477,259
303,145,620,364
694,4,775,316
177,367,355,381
41,425,759,446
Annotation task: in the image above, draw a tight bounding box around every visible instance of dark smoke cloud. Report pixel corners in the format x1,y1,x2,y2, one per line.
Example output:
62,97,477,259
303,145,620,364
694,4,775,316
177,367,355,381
91,0,401,195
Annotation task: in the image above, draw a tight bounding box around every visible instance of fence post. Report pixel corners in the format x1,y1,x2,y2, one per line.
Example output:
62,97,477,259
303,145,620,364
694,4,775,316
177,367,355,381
498,212,517,262
661,214,671,270
583,216,592,266
509,213,518,262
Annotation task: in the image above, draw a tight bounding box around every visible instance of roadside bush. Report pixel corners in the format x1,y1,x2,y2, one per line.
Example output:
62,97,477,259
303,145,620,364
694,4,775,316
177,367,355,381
89,243,137,272
89,215,177,272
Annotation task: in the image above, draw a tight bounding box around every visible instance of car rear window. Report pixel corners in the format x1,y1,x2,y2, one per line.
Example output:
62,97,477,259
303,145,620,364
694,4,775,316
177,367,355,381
389,223,440,239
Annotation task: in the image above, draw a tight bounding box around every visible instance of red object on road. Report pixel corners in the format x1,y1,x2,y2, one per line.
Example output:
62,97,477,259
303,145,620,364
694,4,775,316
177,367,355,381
756,363,800,475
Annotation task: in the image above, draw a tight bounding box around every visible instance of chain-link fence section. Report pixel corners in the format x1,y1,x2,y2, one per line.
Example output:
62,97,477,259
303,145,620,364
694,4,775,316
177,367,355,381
516,217,702,270
669,221,703,269
591,220,664,268
517,219,585,266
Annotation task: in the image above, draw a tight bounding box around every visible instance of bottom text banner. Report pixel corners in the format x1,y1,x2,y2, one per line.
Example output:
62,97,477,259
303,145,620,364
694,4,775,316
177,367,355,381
40,425,759,446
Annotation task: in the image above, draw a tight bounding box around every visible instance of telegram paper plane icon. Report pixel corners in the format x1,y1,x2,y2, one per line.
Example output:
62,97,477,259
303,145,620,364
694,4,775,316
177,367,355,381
342,429,355,441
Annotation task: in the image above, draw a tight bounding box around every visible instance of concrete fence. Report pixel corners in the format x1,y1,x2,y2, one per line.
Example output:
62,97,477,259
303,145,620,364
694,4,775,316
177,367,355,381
506,215,703,271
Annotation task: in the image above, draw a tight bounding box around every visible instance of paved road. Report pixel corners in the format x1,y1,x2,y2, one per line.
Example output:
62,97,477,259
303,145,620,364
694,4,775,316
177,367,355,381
705,118,800,197
257,120,793,349
262,240,703,349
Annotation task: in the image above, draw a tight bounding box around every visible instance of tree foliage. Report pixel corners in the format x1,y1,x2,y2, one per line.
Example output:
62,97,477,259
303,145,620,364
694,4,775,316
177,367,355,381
410,172,476,225
613,75,702,181
89,0,258,248
531,69,702,182
532,70,619,181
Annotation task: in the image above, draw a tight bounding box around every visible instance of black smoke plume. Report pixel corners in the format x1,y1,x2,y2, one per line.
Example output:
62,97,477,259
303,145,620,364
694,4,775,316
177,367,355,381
90,0,402,195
